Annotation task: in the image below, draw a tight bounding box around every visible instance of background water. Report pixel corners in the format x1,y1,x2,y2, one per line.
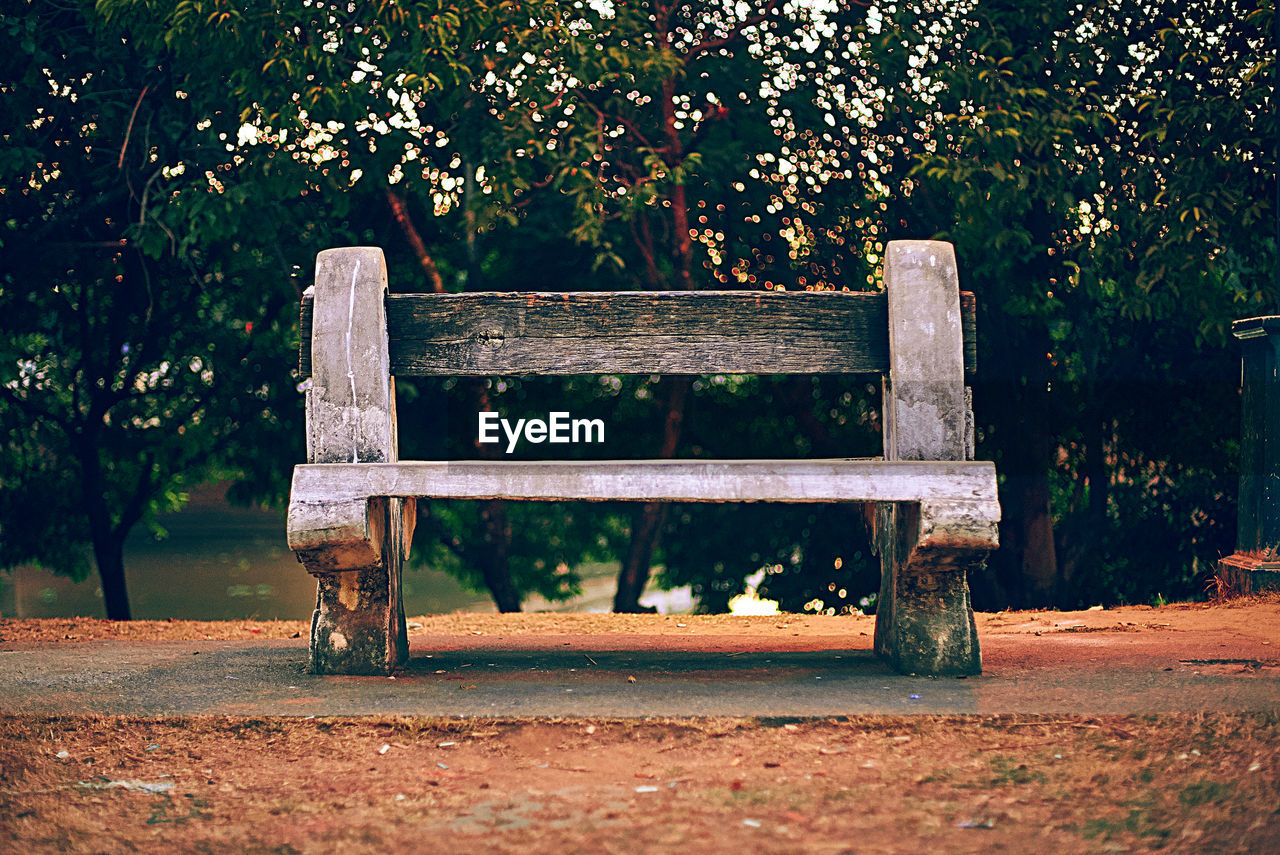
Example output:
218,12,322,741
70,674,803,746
0,483,691,619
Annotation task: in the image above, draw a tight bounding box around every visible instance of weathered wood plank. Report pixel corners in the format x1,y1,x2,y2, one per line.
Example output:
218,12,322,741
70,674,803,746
298,291,979,377
960,290,978,377
289,459,999,505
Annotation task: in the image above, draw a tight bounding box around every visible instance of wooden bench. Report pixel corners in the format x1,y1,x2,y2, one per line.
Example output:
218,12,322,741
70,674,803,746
286,240,1000,677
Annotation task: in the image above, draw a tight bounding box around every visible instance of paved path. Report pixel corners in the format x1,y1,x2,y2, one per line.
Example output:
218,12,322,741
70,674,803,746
2,615,1277,717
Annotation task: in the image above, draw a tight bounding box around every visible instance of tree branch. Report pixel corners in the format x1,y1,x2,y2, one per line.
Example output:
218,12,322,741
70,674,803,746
579,98,661,157
117,84,151,171
686,0,782,59
630,213,667,290
385,187,445,293
116,452,155,537
0,384,69,432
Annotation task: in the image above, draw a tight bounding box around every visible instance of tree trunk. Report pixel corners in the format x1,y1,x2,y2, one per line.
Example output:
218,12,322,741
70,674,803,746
975,386,1060,609
93,534,132,621
614,501,668,613
1057,404,1110,601
78,434,133,621
611,49,698,612
613,376,691,612
1003,465,1059,606
385,188,445,293
467,379,522,612
458,166,523,611
968,203,1064,609
478,498,521,613
392,179,520,611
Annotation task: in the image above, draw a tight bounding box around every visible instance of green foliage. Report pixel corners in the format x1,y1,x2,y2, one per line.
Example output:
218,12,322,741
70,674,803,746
655,375,883,614
396,372,638,603
5,0,1271,616
99,0,683,247
867,0,1274,604
413,498,626,603
0,0,324,613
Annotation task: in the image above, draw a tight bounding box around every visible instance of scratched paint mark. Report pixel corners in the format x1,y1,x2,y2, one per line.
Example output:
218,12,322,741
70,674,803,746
346,259,360,463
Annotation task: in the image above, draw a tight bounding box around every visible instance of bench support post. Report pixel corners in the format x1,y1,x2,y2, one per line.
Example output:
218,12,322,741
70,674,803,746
874,240,991,675
1217,316,1280,593
294,247,410,675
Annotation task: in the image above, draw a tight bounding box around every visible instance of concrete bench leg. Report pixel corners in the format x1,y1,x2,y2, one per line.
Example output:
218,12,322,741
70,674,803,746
875,241,997,676
295,246,410,675
873,501,990,675
305,497,411,675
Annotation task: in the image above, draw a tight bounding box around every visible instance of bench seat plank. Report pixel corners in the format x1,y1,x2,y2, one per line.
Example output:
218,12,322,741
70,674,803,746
289,459,997,505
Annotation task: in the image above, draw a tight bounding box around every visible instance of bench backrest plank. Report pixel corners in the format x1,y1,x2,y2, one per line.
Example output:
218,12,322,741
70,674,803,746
299,289,977,377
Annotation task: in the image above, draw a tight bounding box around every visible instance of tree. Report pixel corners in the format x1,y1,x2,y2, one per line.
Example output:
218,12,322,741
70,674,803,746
56,0,1269,621
0,0,322,617
500,0,889,611
110,0,871,614
623,0,1274,611
810,0,1275,606
102,0,666,611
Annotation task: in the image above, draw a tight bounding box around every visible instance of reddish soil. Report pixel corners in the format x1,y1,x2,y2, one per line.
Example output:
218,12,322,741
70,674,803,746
4,593,1278,647
3,713,1277,854
1,597,1278,853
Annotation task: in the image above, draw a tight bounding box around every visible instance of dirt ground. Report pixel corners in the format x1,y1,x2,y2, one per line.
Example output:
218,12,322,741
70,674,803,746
4,592,1278,645
1,598,1278,853
3,713,1277,854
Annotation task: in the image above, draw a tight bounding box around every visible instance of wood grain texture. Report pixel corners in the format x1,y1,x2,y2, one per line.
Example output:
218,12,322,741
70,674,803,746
299,291,979,377
289,459,999,505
